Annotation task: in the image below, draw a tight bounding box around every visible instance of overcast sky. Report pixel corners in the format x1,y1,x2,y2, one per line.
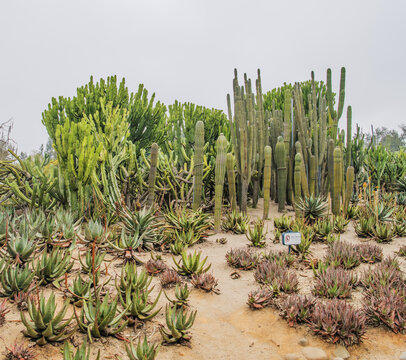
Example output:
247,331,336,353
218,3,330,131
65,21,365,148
1,0,405,153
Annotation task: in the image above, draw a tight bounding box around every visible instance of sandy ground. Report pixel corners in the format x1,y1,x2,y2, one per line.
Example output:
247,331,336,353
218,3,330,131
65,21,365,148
1,200,406,359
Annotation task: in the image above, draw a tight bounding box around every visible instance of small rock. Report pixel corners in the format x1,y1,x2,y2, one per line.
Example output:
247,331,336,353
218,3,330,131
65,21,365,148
298,338,309,347
285,354,301,360
334,345,350,359
302,347,328,360
400,351,406,360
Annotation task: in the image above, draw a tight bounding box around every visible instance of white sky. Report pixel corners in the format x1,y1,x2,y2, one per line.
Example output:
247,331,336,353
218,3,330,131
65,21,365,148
1,0,405,152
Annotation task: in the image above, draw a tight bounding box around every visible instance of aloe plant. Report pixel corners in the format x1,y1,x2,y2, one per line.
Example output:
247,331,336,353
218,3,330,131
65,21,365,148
222,211,250,234
66,274,92,306
35,248,73,285
75,292,128,342
5,233,36,264
247,288,274,310
191,273,219,293
21,293,75,345
159,305,197,344
246,219,266,247
124,336,160,360
115,263,152,295
159,268,182,288
109,229,145,263
63,341,100,360
225,248,258,270
165,283,190,307
0,263,35,297
83,219,107,247
172,250,211,276
5,341,37,360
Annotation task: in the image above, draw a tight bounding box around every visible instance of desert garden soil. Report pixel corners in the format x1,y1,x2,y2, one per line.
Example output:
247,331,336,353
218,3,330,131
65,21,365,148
1,200,405,359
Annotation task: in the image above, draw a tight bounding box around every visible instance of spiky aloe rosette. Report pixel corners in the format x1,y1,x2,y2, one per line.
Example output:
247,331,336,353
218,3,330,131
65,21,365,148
159,305,197,344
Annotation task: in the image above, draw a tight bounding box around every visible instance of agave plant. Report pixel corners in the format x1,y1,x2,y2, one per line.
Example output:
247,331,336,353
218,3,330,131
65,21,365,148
246,219,266,247
295,195,327,223
35,248,74,285
21,292,75,345
247,288,274,310
5,342,37,360
172,250,211,276
63,341,100,360
159,305,197,344
191,273,219,293
75,292,128,342
115,263,152,295
308,299,366,346
5,233,37,264
124,336,160,360
160,268,182,288
279,294,317,326
0,263,35,297
222,211,250,234
312,267,357,299
225,248,259,270
355,243,383,263
165,283,190,307
373,222,395,243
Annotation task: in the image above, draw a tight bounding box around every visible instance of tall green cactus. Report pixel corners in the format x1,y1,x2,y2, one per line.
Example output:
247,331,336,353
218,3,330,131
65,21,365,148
263,146,272,219
344,166,354,213
327,67,346,140
327,139,335,200
294,153,302,200
332,147,342,215
346,106,352,169
295,141,309,197
147,143,158,208
275,137,286,212
226,153,237,212
192,121,205,210
309,155,316,196
214,134,227,231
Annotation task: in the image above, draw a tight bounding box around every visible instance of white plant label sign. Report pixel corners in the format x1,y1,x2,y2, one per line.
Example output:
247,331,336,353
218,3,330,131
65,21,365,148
282,232,301,246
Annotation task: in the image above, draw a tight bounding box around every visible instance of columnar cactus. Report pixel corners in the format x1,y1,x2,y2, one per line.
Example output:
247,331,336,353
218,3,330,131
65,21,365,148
214,134,228,231
295,141,309,197
327,139,335,199
147,143,158,208
309,155,316,196
192,121,205,210
344,166,354,213
226,153,237,212
275,137,286,212
263,146,272,219
346,106,352,169
327,67,346,140
294,153,302,209
332,147,343,215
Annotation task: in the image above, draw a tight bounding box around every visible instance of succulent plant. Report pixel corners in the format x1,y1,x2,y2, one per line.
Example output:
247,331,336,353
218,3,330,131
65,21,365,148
170,229,200,248
160,268,182,288
76,292,128,342
361,262,403,290
83,219,107,247
312,267,357,299
225,248,259,270
295,195,327,223
262,250,295,267
373,222,395,243
273,215,294,232
79,250,106,275
13,291,34,311
0,263,35,297
309,299,366,346
324,241,360,269
172,250,211,276
333,215,350,233
246,219,266,247
115,263,152,295
254,260,299,294
119,286,161,324
108,229,145,263
21,292,75,345
35,248,73,285
279,294,316,326
354,243,383,263
165,283,190,307
169,237,188,255
345,204,359,219
398,245,406,257
63,341,100,360
5,342,37,360
124,336,160,360
368,203,394,222
247,288,274,310
5,233,36,264
159,305,197,344
394,221,406,236
145,258,167,275
363,285,406,333
314,217,334,241
0,298,9,325
354,216,375,238
66,274,92,306
222,211,250,234
291,230,314,260
191,273,219,293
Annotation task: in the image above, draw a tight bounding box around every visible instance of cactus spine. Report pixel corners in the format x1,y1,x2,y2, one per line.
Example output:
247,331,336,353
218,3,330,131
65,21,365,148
275,136,286,212
192,121,204,210
332,147,342,215
214,134,227,231
226,153,237,212
263,146,272,219
147,143,159,208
